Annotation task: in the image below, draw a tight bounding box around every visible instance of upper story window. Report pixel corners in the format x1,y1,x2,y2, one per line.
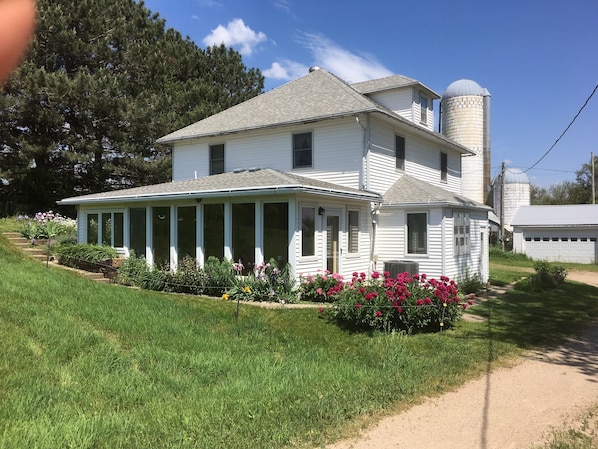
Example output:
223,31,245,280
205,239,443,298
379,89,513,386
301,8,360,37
293,132,312,168
209,144,224,175
440,152,448,182
419,94,428,124
395,135,405,171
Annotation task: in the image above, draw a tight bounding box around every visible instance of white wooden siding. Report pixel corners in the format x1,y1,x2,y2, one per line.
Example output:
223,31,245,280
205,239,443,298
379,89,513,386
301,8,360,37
368,91,414,121
366,119,462,195
173,142,207,181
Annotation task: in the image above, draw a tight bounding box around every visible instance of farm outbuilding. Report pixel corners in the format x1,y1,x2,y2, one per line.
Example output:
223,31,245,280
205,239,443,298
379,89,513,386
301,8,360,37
511,204,598,264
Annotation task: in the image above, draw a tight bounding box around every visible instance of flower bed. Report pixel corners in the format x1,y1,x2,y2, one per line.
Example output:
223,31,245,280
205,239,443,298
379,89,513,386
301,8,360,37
313,271,473,333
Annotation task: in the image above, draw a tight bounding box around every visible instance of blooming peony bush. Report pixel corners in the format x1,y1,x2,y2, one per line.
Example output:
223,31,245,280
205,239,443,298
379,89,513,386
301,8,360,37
327,271,470,333
298,271,344,302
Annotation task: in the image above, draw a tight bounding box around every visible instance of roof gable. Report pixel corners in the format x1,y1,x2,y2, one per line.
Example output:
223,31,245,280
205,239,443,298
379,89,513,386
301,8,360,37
352,74,440,99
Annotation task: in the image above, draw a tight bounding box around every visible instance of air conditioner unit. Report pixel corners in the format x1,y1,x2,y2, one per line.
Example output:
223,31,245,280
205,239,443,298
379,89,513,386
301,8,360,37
384,260,419,277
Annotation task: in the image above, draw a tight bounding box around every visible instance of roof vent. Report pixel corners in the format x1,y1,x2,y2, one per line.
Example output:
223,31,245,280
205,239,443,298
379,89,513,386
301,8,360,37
309,66,320,73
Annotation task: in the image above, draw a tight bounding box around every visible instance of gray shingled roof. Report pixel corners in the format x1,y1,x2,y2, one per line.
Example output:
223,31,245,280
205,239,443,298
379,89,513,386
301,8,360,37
382,175,489,210
511,205,598,227
156,69,470,154
157,69,378,143
58,168,382,205
351,74,440,99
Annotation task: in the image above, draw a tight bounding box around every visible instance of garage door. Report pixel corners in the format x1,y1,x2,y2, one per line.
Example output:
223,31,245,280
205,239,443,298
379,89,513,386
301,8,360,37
524,235,597,264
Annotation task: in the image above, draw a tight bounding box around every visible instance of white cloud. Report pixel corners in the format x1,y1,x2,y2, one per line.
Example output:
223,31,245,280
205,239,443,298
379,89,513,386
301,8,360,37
202,18,267,56
263,60,309,81
299,33,393,83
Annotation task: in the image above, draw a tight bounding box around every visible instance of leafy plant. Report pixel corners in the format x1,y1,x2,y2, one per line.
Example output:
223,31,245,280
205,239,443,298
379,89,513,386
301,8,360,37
164,257,207,295
17,211,77,240
56,243,118,271
458,269,484,294
116,251,151,287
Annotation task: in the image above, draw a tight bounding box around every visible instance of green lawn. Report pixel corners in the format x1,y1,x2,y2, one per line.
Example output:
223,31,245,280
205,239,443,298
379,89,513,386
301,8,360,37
1,228,598,448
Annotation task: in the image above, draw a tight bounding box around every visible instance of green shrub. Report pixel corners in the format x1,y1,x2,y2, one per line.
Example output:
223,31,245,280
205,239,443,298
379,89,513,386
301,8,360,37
489,246,530,261
56,243,118,271
529,261,568,290
241,259,298,303
116,251,150,287
17,211,77,240
164,257,207,295
458,269,484,294
204,257,235,297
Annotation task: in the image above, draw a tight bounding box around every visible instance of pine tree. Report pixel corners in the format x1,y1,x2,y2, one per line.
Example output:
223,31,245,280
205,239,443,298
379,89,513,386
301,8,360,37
0,0,264,214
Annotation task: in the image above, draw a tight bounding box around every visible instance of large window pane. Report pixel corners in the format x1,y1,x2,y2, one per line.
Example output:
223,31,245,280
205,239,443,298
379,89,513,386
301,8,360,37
264,202,288,266
87,213,98,244
301,207,315,256
177,206,196,261
152,207,170,267
407,213,427,255
130,208,146,258
204,204,224,260
232,203,255,272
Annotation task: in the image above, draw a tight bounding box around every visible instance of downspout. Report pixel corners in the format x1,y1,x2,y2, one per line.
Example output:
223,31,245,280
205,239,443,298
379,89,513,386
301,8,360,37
370,203,380,273
483,89,491,204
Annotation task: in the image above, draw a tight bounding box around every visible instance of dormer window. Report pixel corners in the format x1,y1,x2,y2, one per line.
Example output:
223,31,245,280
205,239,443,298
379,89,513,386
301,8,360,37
420,94,428,124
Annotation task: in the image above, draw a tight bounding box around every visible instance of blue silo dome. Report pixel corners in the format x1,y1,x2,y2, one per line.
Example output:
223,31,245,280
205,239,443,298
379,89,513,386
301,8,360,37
442,79,486,100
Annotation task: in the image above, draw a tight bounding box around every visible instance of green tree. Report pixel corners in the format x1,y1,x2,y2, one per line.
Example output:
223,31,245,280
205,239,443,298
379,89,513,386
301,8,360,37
0,0,263,214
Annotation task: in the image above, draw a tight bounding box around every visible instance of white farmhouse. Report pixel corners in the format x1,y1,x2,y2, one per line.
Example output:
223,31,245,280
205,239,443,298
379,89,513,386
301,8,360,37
59,68,491,282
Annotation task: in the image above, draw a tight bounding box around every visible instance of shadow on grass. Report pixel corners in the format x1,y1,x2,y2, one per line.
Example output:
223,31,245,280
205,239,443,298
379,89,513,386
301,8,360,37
467,281,598,377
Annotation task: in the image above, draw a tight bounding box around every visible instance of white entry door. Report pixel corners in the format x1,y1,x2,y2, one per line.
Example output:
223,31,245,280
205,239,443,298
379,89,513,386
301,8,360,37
326,213,341,273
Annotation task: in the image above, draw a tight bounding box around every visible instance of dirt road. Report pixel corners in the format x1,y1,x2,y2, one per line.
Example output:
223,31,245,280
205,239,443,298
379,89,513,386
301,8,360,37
324,271,598,449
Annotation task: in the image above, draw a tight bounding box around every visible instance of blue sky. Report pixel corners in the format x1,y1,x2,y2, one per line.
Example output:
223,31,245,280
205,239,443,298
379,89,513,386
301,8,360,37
143,0,598,188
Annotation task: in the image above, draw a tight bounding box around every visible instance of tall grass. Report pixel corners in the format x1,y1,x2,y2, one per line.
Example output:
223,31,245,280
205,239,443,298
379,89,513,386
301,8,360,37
1,232,598,448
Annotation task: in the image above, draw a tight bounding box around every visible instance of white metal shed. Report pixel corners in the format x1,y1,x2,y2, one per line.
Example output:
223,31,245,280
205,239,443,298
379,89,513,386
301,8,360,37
511,205,598,264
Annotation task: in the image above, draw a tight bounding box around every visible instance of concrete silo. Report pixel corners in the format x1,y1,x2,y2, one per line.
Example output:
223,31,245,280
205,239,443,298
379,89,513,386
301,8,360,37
441,79,491,204
492,166,531,231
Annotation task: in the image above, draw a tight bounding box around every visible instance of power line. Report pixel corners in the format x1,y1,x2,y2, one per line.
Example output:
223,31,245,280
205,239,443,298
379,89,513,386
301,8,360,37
522,83,598,173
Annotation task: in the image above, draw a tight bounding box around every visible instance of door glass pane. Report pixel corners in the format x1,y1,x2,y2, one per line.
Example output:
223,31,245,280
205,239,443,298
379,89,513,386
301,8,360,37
114,213,124,247
87,214,98,244
301,207,315,256
152,207,170,267
326,215,339,273
101,213,111,245
204,204,224,260
264,202,288,266
177,206,196,261
232,203,255,273
130,208,146,258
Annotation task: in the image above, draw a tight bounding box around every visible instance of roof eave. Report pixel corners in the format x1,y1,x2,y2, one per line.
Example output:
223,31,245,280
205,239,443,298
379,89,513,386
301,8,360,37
58,185,381,205
156,108,379,145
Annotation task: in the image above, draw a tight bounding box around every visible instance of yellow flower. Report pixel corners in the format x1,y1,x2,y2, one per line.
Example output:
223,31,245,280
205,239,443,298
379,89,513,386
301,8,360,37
244,286,251,293
443,302,447,307
222,293,229,301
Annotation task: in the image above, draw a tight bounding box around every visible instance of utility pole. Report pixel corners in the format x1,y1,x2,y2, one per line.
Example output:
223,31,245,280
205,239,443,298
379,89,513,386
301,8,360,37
592,152,596,205
500,161,505,251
